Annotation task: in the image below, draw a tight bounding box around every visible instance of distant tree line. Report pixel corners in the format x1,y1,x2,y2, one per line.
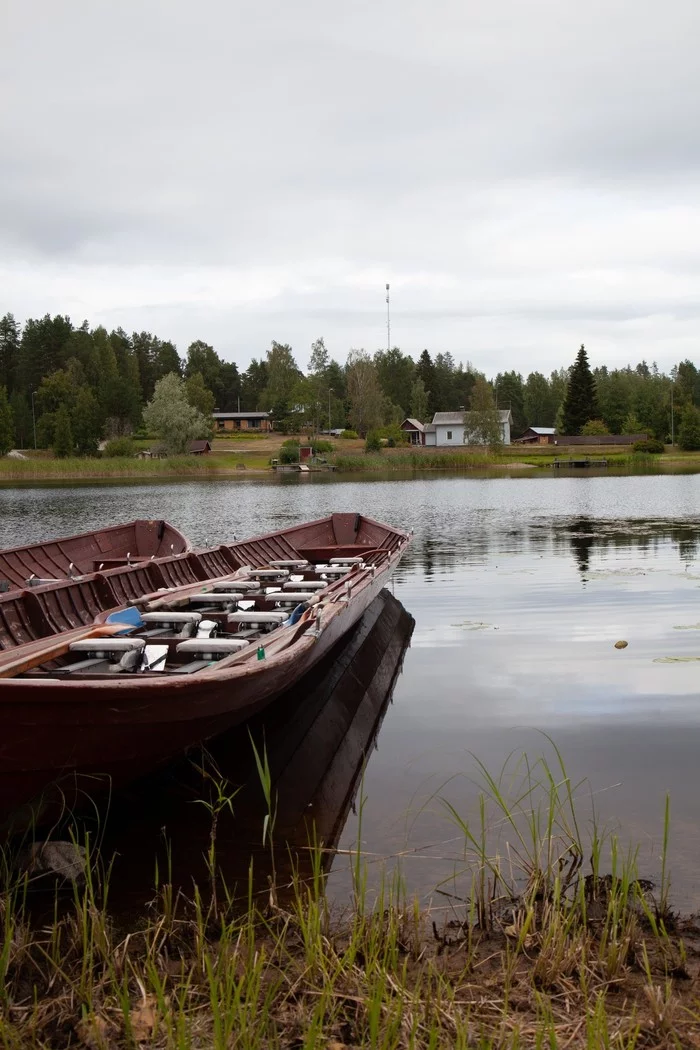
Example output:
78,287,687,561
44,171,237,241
0,311,699,454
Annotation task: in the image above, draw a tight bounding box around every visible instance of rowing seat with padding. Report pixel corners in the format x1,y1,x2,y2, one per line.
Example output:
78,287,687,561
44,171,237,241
141,611,202,638
172,636,250,674
68,636,146,673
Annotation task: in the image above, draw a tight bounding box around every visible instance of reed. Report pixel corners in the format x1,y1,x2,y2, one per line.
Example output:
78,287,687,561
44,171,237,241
0,453,270,481
0,746,697,1048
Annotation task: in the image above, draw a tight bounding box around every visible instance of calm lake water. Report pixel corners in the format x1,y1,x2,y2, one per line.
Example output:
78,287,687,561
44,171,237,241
3,473,700,908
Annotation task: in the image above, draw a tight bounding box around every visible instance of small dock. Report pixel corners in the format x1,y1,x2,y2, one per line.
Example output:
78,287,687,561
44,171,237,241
552,457,608,469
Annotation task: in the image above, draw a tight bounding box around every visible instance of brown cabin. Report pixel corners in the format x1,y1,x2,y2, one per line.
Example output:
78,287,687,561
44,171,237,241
400,419,426,446
189,440,212,455
515,427,556,445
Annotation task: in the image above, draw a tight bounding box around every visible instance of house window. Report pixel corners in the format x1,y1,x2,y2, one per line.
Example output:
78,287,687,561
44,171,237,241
447,430,452,440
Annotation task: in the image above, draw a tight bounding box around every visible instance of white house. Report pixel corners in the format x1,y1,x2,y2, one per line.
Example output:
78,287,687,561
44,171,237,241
424,410,512,447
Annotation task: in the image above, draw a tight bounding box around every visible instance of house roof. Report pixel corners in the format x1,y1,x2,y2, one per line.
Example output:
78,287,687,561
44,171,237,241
431,409,513,425
212,411,270,419
432,412,466,425
528,427,556,435
424,423,437,433
401,418,425,431
189,439,212,452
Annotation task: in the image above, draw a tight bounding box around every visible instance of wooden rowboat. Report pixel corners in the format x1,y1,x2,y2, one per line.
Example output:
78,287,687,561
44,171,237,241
0,519,189,592
0,513,410,827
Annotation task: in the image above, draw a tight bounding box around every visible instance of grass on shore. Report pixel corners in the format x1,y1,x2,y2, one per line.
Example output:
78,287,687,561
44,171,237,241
332,449,656,472
0,453,272,480
2,744,699,1048
4,440,700,480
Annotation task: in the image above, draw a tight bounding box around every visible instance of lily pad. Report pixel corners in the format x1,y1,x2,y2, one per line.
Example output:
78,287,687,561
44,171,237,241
653,656,700,663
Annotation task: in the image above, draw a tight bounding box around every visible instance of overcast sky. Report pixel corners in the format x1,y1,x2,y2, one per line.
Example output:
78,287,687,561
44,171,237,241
3,0,700,375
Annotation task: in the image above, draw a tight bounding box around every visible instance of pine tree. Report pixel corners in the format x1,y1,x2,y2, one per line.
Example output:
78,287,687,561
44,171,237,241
561,345,599,435
53,404,74,458
0,386,14,455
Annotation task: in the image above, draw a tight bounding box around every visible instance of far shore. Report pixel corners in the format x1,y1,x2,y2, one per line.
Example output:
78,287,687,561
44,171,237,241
1,438,698,482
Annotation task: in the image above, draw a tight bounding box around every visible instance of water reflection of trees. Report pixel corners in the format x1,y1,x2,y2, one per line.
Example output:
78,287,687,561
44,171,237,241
397,517,700,581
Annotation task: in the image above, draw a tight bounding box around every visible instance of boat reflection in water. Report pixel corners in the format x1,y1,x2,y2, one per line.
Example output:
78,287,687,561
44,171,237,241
100,588,414,908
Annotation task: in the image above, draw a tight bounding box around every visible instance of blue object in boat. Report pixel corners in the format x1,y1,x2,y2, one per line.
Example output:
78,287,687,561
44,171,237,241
105,607,144,633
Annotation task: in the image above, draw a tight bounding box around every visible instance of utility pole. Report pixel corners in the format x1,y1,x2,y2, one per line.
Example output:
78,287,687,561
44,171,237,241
671,386,675,446
31,391,37,450
385,283,390,352
328,387,333,432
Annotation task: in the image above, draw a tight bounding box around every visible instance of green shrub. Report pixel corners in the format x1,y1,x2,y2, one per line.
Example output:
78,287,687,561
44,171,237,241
581,418,610,436
365,431,382,453
632,438,664,454
281,437,300,448
312,439,333,454
103,437,136,458
340,429,359,439
279,444,300,464
378,423,409,447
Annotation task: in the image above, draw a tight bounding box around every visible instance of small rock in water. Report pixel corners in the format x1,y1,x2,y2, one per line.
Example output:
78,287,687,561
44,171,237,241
614,640,628,649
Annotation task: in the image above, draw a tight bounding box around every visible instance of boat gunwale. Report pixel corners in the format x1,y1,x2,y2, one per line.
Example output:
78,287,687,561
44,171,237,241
0,529,410,694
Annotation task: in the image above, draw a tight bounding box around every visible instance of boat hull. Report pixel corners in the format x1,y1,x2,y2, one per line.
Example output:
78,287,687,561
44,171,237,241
0,569,396,827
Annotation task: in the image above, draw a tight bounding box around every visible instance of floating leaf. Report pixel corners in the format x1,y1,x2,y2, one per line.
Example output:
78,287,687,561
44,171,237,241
653,656,700,663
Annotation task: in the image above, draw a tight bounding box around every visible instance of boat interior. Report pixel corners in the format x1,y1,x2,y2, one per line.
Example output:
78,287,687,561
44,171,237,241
0,515,410,680
0,513,406,655
18,556,376,679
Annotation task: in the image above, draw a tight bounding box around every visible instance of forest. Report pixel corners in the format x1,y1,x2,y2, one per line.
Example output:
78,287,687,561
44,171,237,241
0,311,699,454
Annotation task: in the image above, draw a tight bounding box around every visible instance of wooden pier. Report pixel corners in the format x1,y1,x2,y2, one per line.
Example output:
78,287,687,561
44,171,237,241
552,457,608,469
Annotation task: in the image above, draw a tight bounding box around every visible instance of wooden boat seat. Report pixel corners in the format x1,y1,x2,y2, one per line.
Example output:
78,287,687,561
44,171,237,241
211,579,260,592
314,566,349,576
188,593,245,605
245,569,290,579
69,637,145,653
268,560,309,569
176,638,250,656
329,556,364,564
173,637,251,675
227,611,287,632
266,592,312,605
68,636,146,673
283,580,325,591
141,611,202,638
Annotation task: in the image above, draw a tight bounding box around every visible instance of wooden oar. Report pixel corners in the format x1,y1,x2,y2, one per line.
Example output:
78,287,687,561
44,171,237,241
0,624,127,680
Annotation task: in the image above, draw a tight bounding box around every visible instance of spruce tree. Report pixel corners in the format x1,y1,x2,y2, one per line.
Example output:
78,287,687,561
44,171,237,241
415,350,436,417
561,344,599,435
0,386,14,455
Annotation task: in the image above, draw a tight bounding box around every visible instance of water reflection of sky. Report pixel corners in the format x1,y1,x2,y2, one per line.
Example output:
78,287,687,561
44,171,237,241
3,474,700,907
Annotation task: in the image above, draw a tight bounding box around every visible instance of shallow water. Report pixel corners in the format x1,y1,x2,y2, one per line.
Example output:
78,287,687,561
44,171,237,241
3,473,700,907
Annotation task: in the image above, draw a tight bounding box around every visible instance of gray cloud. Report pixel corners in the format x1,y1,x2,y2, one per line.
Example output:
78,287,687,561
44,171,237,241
3,0,700,373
